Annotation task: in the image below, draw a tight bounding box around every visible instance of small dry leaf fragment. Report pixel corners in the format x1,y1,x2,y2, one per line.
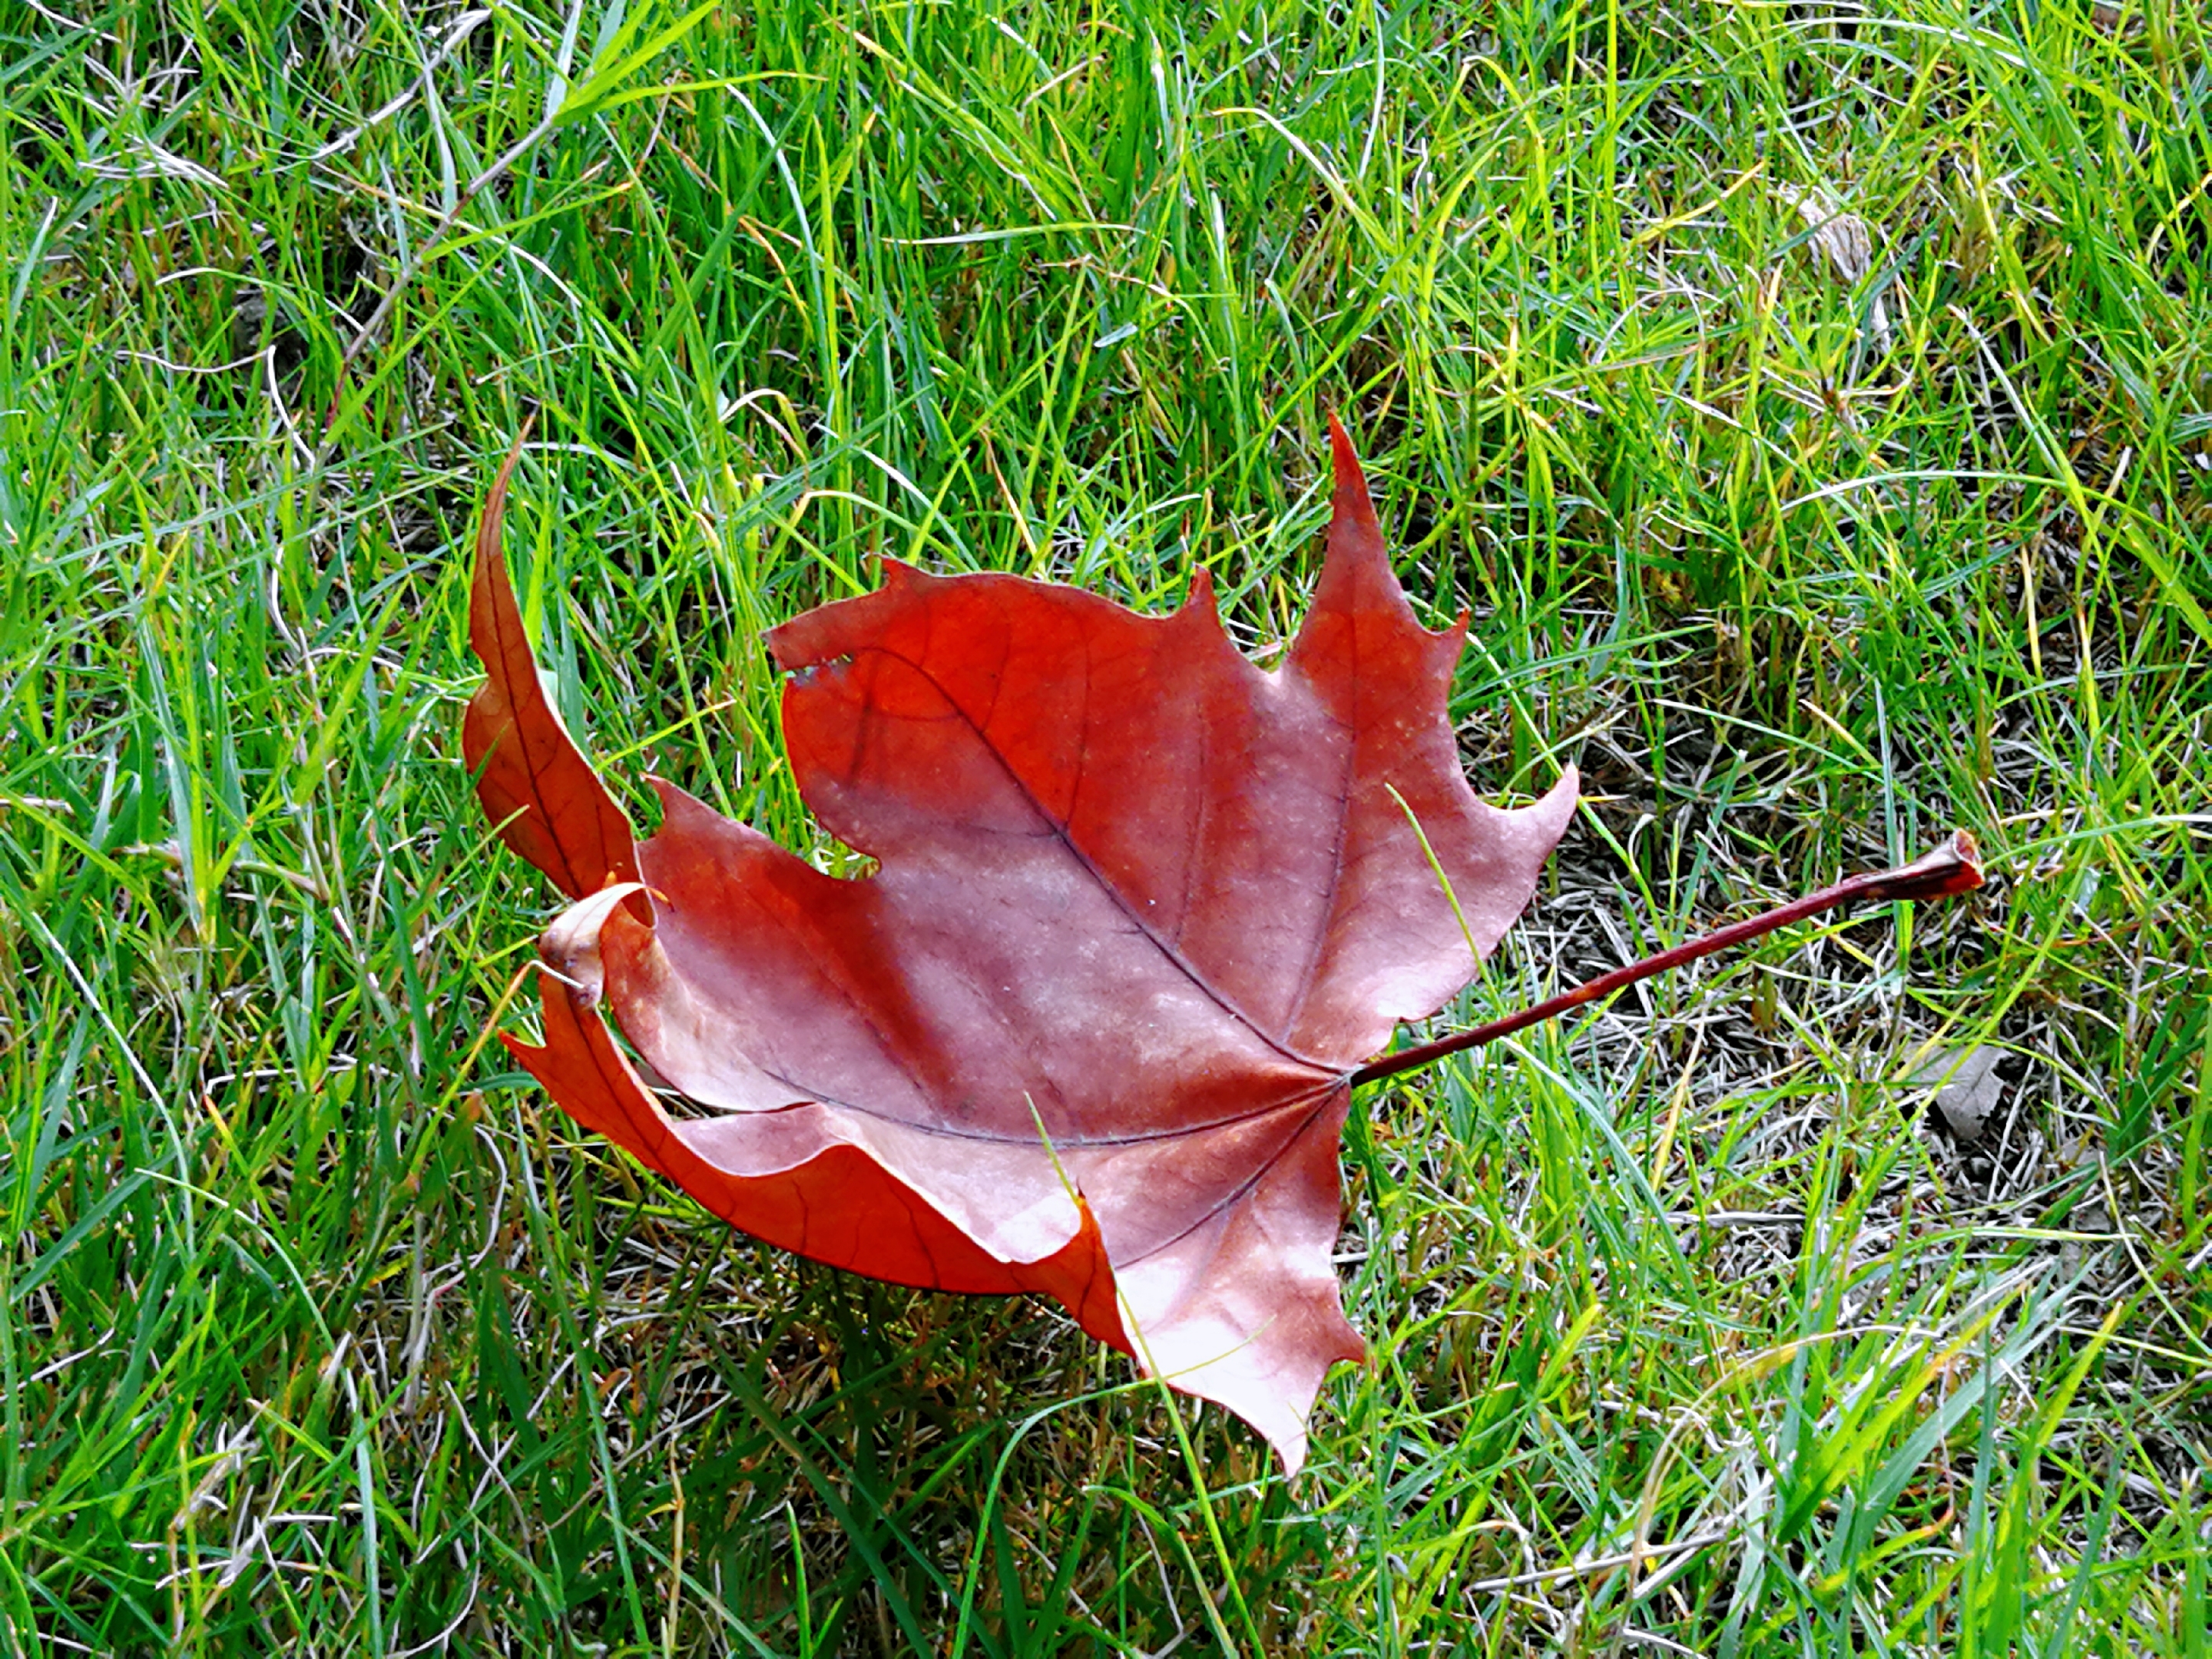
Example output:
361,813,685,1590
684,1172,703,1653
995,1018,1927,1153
1775,180,1892,353
1777,181,1873,283
1908,1043,2005,1143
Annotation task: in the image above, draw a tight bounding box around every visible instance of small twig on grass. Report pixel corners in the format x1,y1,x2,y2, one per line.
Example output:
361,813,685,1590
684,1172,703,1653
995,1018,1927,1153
316,104,565,442
309,8,493,167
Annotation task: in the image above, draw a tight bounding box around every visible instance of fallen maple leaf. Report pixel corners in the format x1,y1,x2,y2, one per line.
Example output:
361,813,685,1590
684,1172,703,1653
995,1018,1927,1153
462,419,1982,1469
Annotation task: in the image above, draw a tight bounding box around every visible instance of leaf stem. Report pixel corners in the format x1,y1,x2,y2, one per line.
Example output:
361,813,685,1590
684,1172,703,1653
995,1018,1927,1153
1349,831,1985,1090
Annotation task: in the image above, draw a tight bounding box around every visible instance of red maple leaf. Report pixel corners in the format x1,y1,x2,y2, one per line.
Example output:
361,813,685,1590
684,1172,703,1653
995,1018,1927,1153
465,420,1571,1465
462,420,1982,1466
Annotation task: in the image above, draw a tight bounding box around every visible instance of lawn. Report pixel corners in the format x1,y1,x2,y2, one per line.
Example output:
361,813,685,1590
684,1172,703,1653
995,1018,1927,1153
3,0,2209,1651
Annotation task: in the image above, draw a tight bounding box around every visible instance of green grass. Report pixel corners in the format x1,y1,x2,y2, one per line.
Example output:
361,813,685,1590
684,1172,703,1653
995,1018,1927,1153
4,0,2210,1651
